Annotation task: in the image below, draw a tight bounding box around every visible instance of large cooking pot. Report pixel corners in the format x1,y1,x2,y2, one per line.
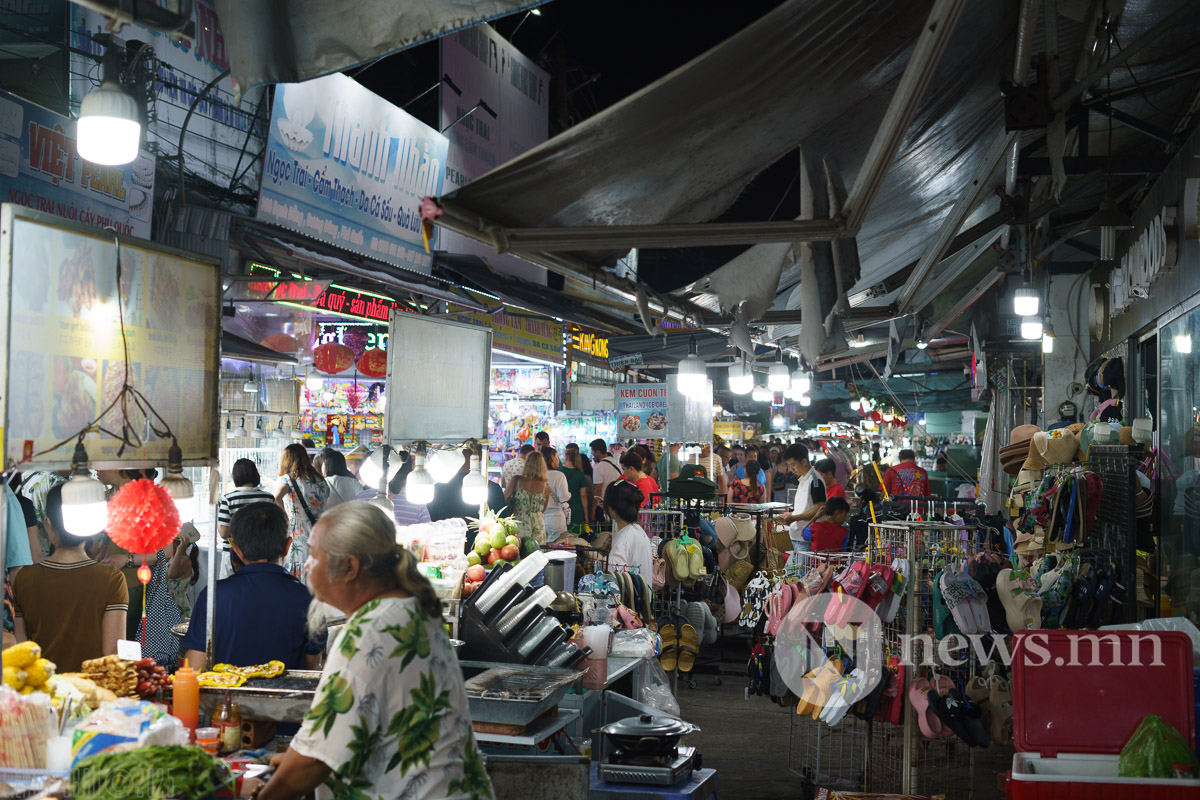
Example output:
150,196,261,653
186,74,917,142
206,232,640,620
600,714,699,757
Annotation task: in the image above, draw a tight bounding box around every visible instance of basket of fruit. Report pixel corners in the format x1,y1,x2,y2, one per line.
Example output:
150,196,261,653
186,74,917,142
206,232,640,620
463,511,541,598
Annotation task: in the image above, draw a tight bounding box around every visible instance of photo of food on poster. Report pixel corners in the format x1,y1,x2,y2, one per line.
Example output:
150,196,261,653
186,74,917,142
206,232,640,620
2,208,220,467
615,384,670,439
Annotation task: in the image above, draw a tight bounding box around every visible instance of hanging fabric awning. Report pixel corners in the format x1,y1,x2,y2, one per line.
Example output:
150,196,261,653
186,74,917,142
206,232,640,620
214,0,543,97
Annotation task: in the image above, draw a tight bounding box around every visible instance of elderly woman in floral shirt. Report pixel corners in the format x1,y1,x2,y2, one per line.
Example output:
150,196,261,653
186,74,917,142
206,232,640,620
250,502,492,800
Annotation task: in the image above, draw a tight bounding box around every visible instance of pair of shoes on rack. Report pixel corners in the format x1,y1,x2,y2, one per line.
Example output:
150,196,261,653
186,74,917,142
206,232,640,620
658,620,700,673
909,674,990,747
964,673,1013,745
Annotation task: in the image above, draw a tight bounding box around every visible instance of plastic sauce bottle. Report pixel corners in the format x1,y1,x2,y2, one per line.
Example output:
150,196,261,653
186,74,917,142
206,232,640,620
172,664,200,741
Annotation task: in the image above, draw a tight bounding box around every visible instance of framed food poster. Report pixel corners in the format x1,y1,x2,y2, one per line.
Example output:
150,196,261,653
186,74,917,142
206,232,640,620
0,205,221,468
615,384,670,440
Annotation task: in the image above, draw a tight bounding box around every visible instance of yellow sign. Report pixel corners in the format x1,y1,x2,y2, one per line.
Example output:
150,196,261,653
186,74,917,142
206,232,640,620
571,332,609,360
448,290,565,366
714,421,743,443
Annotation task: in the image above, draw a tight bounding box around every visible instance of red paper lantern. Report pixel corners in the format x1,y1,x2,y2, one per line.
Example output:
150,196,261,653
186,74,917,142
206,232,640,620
107,479,181,554
261,333,302,353
357,348,387,378
313,342,355,374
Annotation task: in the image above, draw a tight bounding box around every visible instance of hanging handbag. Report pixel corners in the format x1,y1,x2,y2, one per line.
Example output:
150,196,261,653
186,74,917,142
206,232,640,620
289,477,319,526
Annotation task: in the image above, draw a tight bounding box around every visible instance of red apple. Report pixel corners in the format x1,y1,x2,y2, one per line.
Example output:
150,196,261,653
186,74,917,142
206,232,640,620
466,565,486,582
487,548,502,565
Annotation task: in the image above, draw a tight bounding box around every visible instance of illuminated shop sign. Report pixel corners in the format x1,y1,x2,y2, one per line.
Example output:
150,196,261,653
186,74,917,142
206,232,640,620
571,332,610,360
317,322,389,351
247,263,417,322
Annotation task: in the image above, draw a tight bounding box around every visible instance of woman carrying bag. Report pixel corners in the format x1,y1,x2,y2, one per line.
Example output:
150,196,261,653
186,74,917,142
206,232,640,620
274,444,332,583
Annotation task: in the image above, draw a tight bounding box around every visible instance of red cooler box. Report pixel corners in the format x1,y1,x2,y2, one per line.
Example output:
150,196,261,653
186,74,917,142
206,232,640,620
1009,629,1200,799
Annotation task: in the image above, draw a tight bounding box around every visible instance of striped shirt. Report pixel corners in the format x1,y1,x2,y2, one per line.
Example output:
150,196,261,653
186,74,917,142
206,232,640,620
218,486,276,527
354,488,431,527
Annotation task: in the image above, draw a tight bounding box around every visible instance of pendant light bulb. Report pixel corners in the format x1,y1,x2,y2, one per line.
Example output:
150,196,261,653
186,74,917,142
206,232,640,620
461,455,489,506
767,350,790,391
752,386,773,403
676,334,707,398
1013,283,1040,317
791,369,812,395
800,394,812,407
306,372,324,391
1020,318,1043,340
1041,321,1056,354
161,439,196,523
77,79,141,166
406,452,435,505
727,357,753,395
60,441,108,537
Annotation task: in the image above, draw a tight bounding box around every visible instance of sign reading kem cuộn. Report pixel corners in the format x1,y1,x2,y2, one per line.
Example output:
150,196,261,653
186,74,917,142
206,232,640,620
616,384,669,440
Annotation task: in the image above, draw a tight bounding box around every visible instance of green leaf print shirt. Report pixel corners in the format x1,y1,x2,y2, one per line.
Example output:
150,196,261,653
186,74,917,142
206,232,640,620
291,597,494,800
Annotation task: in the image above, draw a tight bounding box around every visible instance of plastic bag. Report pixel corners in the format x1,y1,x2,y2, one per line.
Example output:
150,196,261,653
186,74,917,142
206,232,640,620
611,628,657,658
1117,714,1199,778
636,659,679,717
1100,617,1200,665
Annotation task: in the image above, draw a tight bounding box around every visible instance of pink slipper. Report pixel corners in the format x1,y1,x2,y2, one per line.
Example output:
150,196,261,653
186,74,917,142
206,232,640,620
907,677,944,739
765,584,794,636
825,563,866,626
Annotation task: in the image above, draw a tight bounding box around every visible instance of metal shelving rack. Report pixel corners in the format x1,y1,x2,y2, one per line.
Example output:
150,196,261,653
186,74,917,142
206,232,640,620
864,521,979,799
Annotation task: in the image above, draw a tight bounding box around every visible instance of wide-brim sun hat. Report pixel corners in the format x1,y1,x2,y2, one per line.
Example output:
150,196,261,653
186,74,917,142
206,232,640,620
1033,430,1078,466
714,517,738,551
731,513,756,542
1009,424,1041,446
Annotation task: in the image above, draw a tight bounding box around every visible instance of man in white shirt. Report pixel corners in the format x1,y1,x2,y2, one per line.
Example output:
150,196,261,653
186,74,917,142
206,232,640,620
589,439,622,523
778,443,826,553
501,445,535,501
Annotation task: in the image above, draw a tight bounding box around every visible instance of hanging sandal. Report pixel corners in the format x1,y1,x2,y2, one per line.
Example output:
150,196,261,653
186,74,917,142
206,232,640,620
821,668,865,726
907,677,945,739
989,676,1014,745
659,624,680,672
677,623,700,673
804,658,845,720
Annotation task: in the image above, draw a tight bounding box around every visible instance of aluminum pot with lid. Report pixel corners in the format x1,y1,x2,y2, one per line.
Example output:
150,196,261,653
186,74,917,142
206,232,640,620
600,714,699,757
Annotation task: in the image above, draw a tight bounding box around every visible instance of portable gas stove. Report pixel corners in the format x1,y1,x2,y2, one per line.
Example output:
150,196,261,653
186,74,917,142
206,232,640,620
597,746,698,786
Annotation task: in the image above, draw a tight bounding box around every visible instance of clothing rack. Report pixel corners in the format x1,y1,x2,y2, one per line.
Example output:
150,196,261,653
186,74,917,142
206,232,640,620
1081,444,1141,622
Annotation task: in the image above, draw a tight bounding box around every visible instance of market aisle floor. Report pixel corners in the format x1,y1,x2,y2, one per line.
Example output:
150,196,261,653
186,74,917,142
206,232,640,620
674,666,1013,799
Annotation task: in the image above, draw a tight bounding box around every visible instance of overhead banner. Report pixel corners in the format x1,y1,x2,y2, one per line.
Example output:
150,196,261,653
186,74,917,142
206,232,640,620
0,205,221,468
616,383,669,439
70,0,267,190
256,73,448,274
440,22,549,283
0,89,155,238
447,291,565,366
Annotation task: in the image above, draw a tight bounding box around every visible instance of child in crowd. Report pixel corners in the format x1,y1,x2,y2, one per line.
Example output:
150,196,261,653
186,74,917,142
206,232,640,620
809,496,851,552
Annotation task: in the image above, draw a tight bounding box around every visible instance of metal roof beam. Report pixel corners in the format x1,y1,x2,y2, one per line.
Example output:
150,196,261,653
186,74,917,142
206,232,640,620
1052,3,1195,112
896,128,1018,313
1090,103,1179,147
841,0,969,233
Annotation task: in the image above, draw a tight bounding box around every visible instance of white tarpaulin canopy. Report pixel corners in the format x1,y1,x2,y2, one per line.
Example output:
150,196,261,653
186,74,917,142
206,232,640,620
214,0,542,96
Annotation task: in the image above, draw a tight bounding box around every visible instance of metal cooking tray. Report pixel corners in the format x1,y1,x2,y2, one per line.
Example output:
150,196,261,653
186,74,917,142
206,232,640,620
464,664,585,726
198,670,324,723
